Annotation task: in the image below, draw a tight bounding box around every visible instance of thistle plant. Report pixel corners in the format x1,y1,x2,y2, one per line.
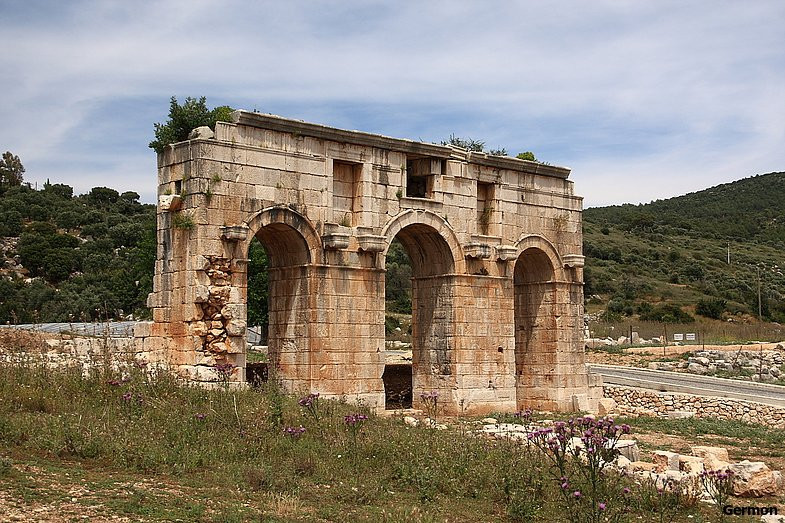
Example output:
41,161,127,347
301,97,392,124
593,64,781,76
298,392,320,423
420,390,439,422
700,468,735,521
344,413,369,465
514,408,533,424
283,425,306,441
527,416,631,523
214,362,235,388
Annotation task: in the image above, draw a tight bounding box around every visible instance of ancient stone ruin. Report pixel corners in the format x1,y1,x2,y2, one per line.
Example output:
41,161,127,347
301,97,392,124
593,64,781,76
138,111,601,414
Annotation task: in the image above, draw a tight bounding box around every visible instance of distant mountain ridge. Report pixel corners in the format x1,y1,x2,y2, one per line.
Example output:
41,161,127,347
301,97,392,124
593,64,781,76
585,171,785,247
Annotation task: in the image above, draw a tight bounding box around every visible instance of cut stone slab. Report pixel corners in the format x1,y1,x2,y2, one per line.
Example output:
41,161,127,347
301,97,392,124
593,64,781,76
730,460,784,498
614,439,640,462
597,397,617,416
630,461,658,473
678,455,705,475
690,446,730,463
652,450,680,472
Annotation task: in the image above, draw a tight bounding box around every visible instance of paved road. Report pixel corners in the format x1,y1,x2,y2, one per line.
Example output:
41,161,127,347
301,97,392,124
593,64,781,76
589,363,785,408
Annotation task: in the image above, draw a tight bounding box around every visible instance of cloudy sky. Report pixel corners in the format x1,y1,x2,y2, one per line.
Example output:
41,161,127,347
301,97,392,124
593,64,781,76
1,1,783,207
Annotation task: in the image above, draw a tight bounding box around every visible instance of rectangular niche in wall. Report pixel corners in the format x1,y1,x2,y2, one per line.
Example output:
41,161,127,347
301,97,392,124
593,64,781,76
477,182,496,235
333,160,361,225
405,157,442,199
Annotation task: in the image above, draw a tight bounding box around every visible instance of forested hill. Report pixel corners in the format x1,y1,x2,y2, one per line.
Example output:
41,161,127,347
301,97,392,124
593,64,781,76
585,171,785,247
0,183,155,323
583,171,785,324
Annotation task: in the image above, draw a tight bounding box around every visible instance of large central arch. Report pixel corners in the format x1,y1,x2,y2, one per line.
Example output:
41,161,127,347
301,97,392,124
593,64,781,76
382,213,459,409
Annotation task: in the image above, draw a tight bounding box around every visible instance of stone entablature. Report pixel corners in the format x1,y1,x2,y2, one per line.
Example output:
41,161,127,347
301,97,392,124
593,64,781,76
143,111,600,413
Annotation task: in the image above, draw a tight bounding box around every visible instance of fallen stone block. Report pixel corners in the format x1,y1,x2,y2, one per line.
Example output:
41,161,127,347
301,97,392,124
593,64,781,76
630,461,658,473
690,445,729,463
678,455,705,475
652,450,680,472
614,439,640,462
597,397,617,416
730,460,784,498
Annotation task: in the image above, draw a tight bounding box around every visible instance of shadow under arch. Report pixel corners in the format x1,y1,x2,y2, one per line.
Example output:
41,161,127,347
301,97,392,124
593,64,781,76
380,210,462,409
381,210,464,275
513,234,566,282
512,244,559,409
239,206,321,387
240,206,322,266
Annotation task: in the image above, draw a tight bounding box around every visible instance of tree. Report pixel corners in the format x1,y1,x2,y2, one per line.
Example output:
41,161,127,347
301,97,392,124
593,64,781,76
0,151,25,189
441,134,485,152
516,151,536,162
149,96,234,153
88,187,119,207
247,239,269,328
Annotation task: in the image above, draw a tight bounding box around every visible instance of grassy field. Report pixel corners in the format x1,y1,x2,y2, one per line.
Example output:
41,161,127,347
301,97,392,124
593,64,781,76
3,350,784,522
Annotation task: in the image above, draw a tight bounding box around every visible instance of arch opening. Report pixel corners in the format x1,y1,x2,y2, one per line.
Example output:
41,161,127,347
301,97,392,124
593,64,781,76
383,223,456,409
513,247,557,408
245,222,311,385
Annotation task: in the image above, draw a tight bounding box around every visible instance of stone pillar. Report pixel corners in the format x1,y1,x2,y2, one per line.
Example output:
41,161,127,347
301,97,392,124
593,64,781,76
451,274,517,415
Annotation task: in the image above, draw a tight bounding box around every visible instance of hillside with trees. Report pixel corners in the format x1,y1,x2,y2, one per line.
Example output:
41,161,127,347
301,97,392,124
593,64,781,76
0,173,155,324
583,171,785,325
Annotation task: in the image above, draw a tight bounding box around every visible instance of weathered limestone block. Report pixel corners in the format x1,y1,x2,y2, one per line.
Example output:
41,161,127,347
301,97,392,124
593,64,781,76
691,446,730,463
678,455,705,474
226,320,246,337
630,461,658,473
615,439,640,462
652,450,680,472
188,126,215,140
730,460,784,498
597,397,616,416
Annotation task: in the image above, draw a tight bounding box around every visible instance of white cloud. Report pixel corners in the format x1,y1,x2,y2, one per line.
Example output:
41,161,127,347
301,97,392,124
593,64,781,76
0,0,782,205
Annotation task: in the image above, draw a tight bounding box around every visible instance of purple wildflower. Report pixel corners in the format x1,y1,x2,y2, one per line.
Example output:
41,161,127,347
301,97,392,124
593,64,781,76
283,425,306,439
344,414,369,426
598,502,606,511
298,392,319,407
194,413,206,421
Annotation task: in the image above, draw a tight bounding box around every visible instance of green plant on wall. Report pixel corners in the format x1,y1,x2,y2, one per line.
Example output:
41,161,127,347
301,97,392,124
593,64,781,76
172,212,195,230
479,206,493,235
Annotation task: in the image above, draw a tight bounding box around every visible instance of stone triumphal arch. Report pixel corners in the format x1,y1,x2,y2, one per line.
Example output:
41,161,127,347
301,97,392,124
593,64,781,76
140,111,601,414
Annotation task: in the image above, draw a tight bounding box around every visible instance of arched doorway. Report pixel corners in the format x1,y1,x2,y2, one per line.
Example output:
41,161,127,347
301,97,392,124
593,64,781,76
240,208,319,390
513,247,558,409
382,221,457,409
